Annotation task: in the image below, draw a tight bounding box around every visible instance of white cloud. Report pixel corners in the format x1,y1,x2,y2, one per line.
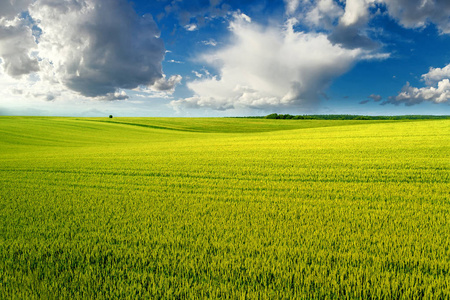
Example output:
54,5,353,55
192,68,211,79
0,17,39,77
134,91,172,99
359,52,390,60
192,71,203,78
422,64,450,85
388,80,450,105
172,15,370,111
305,0,344,30
388,64,450,105
0,68,80,108
99,90,129,101
340,0,375,27
184,23,198,31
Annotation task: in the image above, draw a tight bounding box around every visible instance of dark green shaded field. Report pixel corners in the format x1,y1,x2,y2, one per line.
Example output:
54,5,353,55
1,117,449,298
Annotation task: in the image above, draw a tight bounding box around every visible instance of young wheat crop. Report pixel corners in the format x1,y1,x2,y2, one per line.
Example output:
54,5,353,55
0,117,449,298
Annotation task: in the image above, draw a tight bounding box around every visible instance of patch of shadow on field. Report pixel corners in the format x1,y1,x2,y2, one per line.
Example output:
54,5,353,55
83,118,410,134
82,120,201,132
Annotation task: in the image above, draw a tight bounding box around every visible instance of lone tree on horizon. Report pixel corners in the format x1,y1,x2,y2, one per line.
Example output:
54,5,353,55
109,115,113,118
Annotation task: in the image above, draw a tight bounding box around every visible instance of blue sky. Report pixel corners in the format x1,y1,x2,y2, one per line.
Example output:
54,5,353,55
1,0,450,117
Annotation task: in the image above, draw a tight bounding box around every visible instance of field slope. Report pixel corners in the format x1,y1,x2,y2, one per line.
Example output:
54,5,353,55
0,117,449,298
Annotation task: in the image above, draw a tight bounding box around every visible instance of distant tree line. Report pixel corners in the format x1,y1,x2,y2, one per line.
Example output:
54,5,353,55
250,113,450,120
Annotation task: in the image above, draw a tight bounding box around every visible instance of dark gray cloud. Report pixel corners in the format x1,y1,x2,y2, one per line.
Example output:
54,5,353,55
328,0,450,50
360,93,382,104
164,0,230,28
26,0,166,98
383,0,450,33
325,0,380,50
0,0,33,20
151,75,182,92
328,24,379,50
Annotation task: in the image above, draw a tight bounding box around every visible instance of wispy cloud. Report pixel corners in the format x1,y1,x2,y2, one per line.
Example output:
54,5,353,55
369,94,382,102
360,94,382,104
192,69,211,79
284,0,301,16
202,39,217,46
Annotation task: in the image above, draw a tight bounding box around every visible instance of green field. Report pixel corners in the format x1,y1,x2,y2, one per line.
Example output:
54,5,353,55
0,117,449,298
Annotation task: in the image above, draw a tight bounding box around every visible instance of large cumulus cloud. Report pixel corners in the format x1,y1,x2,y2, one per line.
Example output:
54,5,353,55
29,0,166,98
171,14,365,111
0,0,171,100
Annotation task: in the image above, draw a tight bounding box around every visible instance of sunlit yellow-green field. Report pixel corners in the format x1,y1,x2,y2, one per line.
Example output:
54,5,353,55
0,117,449,299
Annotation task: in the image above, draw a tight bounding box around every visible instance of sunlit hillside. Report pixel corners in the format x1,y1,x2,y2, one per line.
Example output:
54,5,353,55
1,117,449,298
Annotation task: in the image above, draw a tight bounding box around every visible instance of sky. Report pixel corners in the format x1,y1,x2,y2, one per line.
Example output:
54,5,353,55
1,0,450,117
